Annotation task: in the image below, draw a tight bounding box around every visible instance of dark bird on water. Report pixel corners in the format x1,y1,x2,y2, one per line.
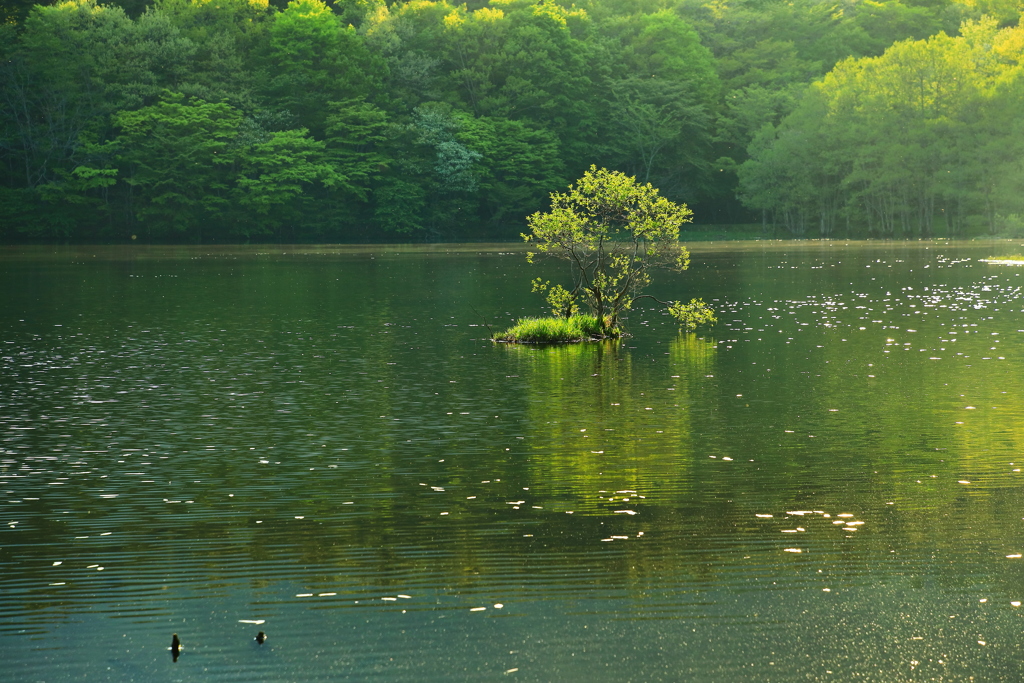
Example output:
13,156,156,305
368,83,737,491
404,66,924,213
170,633,182,661
255,631,267,644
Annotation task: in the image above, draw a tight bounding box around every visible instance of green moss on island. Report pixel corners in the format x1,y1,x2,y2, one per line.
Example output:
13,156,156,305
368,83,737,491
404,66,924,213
493,315,620,344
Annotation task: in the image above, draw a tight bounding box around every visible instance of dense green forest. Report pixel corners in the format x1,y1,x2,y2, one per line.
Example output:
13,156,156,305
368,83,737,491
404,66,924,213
1,0,1021,242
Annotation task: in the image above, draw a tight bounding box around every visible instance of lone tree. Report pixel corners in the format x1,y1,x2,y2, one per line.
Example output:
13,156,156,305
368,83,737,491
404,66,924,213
523,165,714,335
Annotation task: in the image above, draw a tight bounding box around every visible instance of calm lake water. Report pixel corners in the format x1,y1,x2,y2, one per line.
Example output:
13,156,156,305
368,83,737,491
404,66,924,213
3,240,1024,681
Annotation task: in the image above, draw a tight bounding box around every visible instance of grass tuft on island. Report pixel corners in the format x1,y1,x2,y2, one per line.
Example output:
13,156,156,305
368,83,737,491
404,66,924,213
493,315,620,343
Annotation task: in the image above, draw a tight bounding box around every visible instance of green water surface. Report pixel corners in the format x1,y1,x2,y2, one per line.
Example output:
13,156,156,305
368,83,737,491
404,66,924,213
3,241,1024,681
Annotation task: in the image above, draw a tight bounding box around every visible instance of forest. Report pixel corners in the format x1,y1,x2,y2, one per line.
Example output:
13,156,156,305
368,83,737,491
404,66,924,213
1,0,1022,242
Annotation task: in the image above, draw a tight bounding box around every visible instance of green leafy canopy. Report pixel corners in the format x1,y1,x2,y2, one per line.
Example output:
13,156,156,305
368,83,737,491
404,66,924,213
523,165,715,333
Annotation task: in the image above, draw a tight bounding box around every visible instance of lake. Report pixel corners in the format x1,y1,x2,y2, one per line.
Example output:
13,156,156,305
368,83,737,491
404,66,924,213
3,240,1024,681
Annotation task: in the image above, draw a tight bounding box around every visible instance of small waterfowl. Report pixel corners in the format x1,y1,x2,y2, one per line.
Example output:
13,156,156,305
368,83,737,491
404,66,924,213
255,631,267,644
170,633,182,661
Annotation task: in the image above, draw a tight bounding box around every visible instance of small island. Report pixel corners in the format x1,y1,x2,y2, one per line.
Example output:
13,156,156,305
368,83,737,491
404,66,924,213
494,166,716,343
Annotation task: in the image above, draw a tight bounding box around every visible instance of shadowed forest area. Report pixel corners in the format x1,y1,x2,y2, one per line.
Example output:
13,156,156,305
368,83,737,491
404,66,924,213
1,0,1022,243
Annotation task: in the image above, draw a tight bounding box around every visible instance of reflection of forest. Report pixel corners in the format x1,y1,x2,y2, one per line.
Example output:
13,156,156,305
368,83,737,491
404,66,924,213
508,336,718,516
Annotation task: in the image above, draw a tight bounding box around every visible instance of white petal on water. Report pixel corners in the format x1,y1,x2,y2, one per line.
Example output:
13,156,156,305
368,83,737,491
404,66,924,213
397,595,411,599
494,603,503,609
958,481,970,485
755,514,773,518
238,619,265,624
614,510,637,515
470,607,486,611
783,548,802,553
296,593,313,598
1006,554,1022,559
52,561,62,566
319,592,336,597
381,597,397,601
1012,601,1021,607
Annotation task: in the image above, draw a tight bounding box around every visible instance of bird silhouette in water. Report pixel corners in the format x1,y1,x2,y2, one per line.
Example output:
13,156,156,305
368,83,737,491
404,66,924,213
255,631,267,644
170,633,182,661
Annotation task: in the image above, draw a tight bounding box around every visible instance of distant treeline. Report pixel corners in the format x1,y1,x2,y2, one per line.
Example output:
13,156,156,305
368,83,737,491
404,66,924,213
0,0,1019,243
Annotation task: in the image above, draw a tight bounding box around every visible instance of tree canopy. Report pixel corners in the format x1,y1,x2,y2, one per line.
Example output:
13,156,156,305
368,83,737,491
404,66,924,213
739,17,1024,237
523,165,710,332
1,0,1020,242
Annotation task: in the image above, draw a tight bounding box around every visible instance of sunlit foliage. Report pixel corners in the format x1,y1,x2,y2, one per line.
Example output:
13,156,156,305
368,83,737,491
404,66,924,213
494,313,610,343
523,166,704,333
0,0,1013,241
740,18,1024,237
